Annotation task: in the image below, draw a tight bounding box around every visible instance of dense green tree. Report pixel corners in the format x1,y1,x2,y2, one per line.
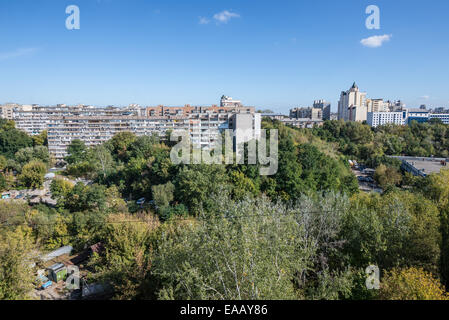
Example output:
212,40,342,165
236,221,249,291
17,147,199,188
175,164,230,214
15,146,50,168
152,182,175,209
109,132,137,161
18,160,47,189
64,183,108,212
32,130,48,146
274,135,304,200
0,227,35,300
88,213,160,299
343,191,441,273
0,120,33,158
421,169,449,284
0,155,7,172
152,193,357,300
65,139,88,165
379,267,448,300
374,164,402,190
50,178,75,208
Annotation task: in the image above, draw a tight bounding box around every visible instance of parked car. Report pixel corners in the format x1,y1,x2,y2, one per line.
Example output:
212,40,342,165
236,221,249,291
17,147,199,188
136,198,146,206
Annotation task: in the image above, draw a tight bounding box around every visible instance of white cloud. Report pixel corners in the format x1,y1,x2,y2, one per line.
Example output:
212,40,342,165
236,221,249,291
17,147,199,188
0,48,39,61
199,17,210,25
360,34,392,48
420,95,430,100
213,10,240,24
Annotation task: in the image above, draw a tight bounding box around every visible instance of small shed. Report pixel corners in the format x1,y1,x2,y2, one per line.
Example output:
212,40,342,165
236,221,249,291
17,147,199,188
47,263,67,283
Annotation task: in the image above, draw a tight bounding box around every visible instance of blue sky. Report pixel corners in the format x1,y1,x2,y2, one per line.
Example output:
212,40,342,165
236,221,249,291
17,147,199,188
0,0,448,113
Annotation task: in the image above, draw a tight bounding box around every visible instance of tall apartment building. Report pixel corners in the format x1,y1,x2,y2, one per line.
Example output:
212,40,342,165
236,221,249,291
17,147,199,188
10,104,141,136
366,99,389,113
229,113,262,154
47,107,260,160
313,100,331,120
0,96,253,160
338,82,367,122
0,104,16,120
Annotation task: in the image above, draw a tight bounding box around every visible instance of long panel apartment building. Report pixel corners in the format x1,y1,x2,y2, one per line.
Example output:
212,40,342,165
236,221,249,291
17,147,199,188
2,101,260,160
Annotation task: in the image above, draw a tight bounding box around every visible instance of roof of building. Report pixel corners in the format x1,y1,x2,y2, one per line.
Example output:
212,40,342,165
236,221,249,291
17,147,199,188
90,242,105,254
41,246,73,262
47,262,66,272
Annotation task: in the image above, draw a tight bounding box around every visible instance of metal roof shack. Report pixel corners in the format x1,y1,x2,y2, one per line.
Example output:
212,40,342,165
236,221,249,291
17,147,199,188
47,263,67,283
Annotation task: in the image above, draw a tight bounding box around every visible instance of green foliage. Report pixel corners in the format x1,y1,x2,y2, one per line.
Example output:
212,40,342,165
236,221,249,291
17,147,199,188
153,195,313,299
152,192,363,300
109,132,137,161
0,120,33,159
314,120,449,166
379,267,449,300
18,160,47,189
50,178,74,208
152,182,175,209
88,213,160,299
0,120,445,301
343,191,441,273
32,130,48,146
15,146,50,169
0,155,7,171
175,164,230,214
158,204,189,221
420,169,449,285
0,227,35,300
274,135,304,200
63,183,108,212
229,170,258,200
374,164,402,190
65,139,88,165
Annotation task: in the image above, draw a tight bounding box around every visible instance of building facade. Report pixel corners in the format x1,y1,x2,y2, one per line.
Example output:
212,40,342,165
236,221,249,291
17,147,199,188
313,100,331,120
407,109,430,124
3,98,260,160
367,111,407,128
429,113,449,125
338,82,367,122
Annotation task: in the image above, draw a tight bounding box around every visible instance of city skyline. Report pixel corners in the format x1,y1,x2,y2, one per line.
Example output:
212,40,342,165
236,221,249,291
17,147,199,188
1,0,448,112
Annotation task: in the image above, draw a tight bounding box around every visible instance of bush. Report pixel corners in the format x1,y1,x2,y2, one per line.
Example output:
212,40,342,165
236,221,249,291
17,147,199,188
379,267,449,300
18,160,47,189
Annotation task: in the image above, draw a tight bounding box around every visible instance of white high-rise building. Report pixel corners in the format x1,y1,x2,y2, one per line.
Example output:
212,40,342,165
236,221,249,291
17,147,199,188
337,82,367,122
367,111,407,128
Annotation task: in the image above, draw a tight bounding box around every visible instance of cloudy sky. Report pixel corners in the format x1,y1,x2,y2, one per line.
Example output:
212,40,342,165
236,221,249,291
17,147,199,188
0,0,448,112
